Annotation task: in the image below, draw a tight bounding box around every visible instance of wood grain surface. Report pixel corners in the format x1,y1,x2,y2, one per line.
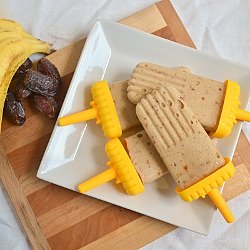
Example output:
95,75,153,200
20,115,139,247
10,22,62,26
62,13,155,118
0,1,249,249
0,146,50,250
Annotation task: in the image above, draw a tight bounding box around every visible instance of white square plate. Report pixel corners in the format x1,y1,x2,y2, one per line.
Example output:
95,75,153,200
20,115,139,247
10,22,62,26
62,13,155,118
37,20,250,235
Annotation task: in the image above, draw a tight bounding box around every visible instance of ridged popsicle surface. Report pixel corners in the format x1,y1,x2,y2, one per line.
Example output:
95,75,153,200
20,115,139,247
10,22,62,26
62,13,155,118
128,62,225,131
136,86,225,189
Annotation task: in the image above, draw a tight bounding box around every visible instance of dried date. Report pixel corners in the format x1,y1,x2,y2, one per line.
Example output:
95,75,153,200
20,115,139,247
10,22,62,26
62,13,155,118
24,70,58,96
16,78,32,101
37,58,62,86
4,92,26,125
34,95,57,118
14,58,32,77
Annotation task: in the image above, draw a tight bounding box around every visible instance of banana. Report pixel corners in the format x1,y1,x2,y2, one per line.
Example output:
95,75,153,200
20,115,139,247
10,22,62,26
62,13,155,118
0,19,42,43
0,19,53,132
0,19,24,33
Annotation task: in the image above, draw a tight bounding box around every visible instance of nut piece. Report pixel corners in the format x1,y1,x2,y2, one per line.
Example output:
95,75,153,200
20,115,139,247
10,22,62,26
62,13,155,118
4,92,26,125
24,70,58,96
34,95,58,118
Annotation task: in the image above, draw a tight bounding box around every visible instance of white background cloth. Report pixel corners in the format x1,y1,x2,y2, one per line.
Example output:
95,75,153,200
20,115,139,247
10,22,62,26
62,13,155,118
0,0,249,249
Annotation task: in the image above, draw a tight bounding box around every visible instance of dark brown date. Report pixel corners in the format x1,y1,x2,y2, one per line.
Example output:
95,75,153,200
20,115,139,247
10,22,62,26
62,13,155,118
16,78,32,101
24,70,58,97
37,58,62,86
15,58,32,77
34,95,58,119
4,92,26,125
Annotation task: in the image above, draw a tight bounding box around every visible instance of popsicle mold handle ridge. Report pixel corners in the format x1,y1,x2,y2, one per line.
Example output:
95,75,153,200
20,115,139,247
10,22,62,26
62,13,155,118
78,138,144,195
176,158,235,223
212,80,250,138
91,81,122,138
58,80,122,139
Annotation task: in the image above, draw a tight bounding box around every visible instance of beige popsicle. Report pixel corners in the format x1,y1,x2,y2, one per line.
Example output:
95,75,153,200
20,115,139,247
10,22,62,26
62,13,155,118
112,78,216,184
125,130,168,183
136,86,235,222
136,86,225,188
125,130,218,184
109,80,139,131
78,132,168,195
128,62,225,132
109,67,192,132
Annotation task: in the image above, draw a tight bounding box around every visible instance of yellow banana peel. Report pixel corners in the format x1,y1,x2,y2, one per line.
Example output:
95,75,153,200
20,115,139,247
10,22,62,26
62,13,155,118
0,19,53,132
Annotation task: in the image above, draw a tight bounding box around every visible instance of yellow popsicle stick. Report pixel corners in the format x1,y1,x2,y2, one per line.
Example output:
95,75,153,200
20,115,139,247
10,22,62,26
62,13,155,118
208,189,234,223
176,158,235,223
78,138,144,195
78,168,116,193
236,109,250,122
58,80,122,139
212,80,250,138
58,108,97,126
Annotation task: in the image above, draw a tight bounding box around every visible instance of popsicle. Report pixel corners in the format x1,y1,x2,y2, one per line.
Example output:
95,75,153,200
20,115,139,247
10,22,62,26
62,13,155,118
125,130,168,183
109,67,192,132
128,62,250,136
136,85,235,222
125,130,216,183
78,132,168,194
109,80,139,131
58,80,122,138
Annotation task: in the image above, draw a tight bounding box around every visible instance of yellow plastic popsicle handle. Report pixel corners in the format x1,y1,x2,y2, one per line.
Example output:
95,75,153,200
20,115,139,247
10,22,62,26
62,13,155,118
212,80,250,138
58,80,122,139
236,109,250,122
208,189,234,223
176,158,235,223
78,138,144,195
58,108,97,126
78,168,116,193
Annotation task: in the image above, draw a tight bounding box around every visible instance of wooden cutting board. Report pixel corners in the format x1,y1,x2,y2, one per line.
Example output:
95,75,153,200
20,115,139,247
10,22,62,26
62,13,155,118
0,1,249,249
